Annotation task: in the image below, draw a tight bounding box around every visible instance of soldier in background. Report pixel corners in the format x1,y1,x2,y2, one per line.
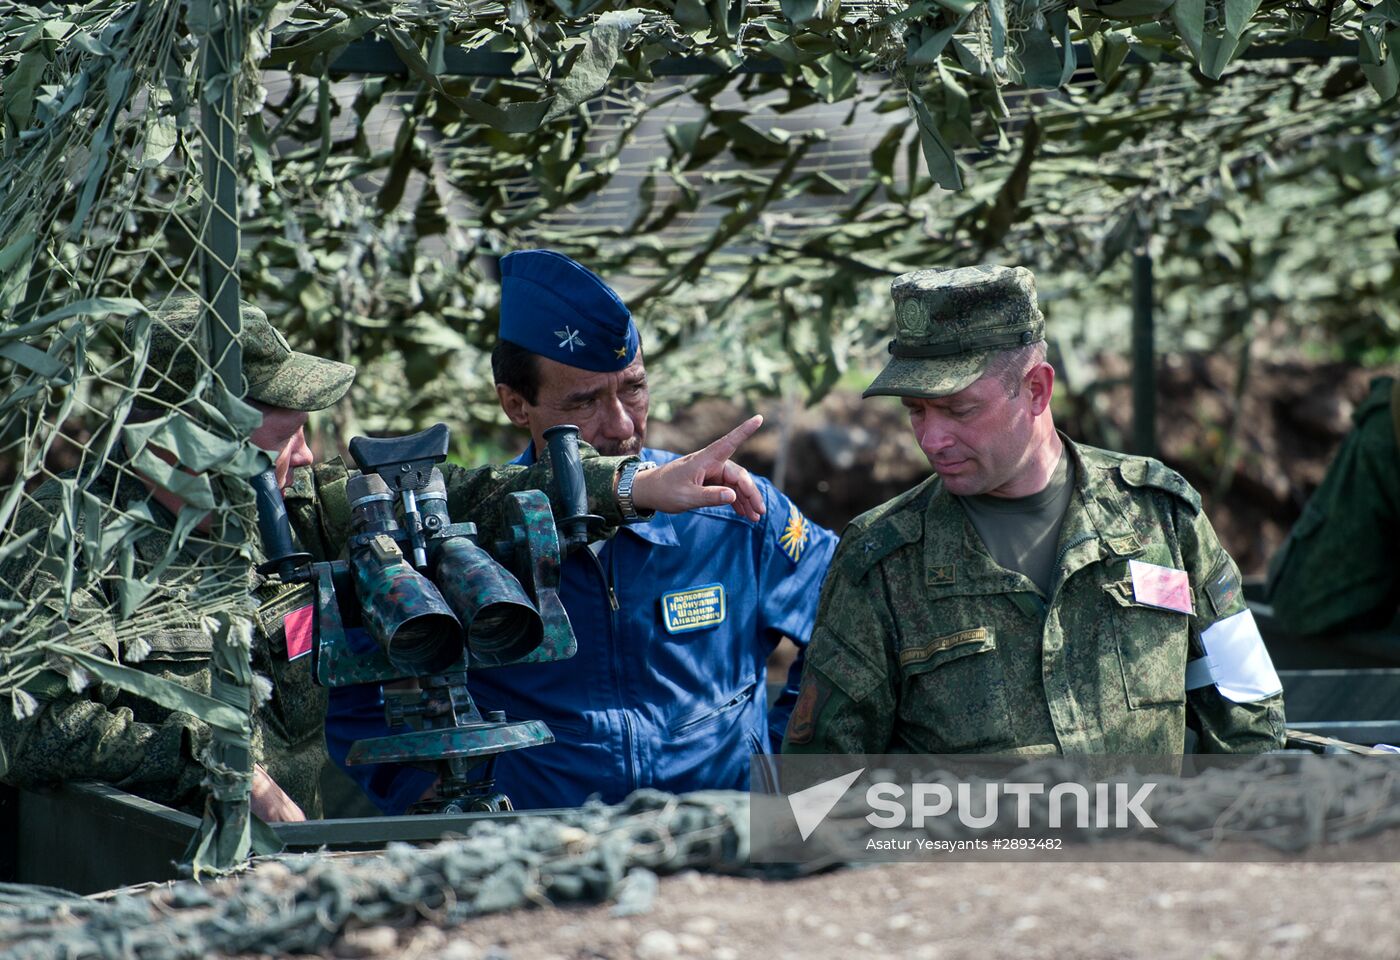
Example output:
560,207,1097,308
1267,376,1399,637
783,265,1286,756
0,299,765,821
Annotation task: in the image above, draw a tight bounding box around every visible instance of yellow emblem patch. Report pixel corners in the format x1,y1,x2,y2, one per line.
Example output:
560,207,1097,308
661,583,726,634
779,506,810,563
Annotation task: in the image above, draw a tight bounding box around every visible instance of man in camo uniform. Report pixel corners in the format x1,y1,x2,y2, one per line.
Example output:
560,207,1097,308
783,265,1286,756
0,299,765,821
1267,375,1399,638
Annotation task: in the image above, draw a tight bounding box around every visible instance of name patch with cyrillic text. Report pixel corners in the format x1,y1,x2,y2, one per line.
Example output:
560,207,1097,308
661,583,727,634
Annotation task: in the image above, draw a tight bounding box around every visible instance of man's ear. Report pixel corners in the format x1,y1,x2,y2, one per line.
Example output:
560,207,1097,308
496,383,532,429
1026,362,1055,417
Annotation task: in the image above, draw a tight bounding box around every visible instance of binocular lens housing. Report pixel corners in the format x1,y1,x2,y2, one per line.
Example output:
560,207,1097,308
350,546,464,674
345,468,545,673
379,612,462,674
348,472,465,674
435,538,544,667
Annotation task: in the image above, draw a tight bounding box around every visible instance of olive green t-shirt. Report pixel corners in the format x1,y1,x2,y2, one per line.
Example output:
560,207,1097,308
957,450,1074,598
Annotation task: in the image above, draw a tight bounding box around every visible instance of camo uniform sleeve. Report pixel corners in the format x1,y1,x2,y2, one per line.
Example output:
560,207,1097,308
441,445,636,548
0,525,211,806
0,674,211,806
782,536,898,754
282,463,338,561
1179,505,1287,753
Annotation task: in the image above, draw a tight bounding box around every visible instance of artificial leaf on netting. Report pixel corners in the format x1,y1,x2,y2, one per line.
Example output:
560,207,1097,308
1224,0,1263,39
127,446,217,510
1019,27,1063,89
263,14,377,71
1170,0,1207,66
780,0,840,28
544,9,644,122
908,15,965,68
909,89,963,191
1096,0,1176,16
1088,29,1133,84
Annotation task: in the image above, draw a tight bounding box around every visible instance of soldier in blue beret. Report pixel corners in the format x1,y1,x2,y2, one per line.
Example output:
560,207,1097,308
328,250,836,810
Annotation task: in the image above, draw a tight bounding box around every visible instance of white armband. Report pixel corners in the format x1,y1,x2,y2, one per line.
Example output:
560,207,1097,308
1183,609,1282,703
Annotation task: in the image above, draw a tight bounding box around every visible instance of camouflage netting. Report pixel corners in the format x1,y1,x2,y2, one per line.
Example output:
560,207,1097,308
0,1,281,869
3,756,1400,957
1,0,1398,873
238,1,1400,435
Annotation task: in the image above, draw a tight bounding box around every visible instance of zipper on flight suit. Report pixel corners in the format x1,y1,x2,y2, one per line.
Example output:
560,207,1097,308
585,539,637,791
608,540,638,791
584,545,620,611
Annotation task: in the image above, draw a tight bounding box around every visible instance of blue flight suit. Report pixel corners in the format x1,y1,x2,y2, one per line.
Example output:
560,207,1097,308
326,446,836,811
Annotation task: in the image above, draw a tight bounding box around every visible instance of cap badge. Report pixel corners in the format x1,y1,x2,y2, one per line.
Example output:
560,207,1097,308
896,299,929,338
555,326,586,353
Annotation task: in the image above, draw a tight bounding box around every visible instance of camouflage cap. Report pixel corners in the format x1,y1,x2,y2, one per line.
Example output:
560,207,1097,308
863,265,1045,400
126,296,355,411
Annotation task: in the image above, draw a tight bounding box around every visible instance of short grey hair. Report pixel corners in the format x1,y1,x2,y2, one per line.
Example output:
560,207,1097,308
983,341,1047,398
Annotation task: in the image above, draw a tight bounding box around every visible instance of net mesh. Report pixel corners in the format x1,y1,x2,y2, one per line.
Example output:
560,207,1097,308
245,40,1399,435
0,0,268,870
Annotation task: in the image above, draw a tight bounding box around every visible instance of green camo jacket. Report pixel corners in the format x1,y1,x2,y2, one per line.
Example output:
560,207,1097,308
783,437,1286,756
1267,376,1399,637
0,447,634,816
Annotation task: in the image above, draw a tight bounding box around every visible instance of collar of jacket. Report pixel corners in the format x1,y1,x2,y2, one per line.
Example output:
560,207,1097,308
515,443,679,547
920,433,1146,601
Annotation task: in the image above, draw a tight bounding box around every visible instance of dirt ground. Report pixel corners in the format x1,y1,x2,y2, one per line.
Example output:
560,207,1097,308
359,858,1400,960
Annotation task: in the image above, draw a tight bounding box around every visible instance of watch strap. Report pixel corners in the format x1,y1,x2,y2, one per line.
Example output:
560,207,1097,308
617,459,657,522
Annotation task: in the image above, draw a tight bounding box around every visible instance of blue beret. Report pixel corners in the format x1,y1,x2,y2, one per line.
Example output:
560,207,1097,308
498,250,638,372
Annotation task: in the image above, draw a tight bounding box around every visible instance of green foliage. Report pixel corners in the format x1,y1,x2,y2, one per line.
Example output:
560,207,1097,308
2,1,1397,441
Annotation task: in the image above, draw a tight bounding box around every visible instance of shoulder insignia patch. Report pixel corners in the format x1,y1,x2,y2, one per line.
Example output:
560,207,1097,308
779,506,810,563
1105,535,1142,556
1205,552,1243,618
928,563,957,586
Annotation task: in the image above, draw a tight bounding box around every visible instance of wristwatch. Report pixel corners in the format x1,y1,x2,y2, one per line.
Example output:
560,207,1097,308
616,460,658,522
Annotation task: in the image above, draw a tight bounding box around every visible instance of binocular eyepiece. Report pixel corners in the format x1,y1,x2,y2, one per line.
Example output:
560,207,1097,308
347,470,545,674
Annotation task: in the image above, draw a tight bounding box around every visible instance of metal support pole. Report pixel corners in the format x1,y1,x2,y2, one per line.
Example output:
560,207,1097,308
1131,251,1156,458
192,0,254,872
200,3,244,399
